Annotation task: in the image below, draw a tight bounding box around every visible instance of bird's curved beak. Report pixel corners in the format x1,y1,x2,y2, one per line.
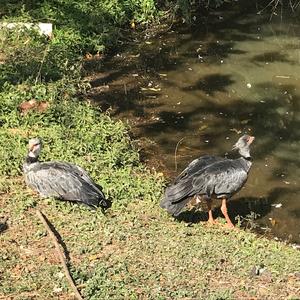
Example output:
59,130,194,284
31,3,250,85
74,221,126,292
247,136,255,145
29,143,40,152
28,144,34,152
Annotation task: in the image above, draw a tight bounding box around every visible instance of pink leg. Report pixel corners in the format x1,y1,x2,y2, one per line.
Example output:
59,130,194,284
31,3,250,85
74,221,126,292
207,199,216,225
220,198,234,228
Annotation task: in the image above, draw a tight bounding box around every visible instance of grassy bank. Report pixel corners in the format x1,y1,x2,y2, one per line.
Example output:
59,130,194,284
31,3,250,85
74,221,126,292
0,86,299,300
1,180,300,299
1,2,300,300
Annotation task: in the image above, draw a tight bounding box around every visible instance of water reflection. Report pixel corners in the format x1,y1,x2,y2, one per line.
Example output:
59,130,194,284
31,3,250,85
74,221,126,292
87,3,300,242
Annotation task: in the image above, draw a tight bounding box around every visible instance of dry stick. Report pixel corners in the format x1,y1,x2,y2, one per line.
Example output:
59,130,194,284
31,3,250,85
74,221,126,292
35,45,50,84
174,131,205,171
174,136,187,172
36,210,84,300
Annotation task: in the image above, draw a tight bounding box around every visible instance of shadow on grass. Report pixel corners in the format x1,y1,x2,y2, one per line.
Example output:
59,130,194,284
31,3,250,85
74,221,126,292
0,220,8,234
42,213,71,265
174,187,292,226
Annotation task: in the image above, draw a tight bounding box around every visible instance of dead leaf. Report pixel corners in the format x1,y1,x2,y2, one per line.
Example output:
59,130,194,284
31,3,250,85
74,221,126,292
7,128,29,137
130,20,136,30
85,53,93,60
37,101,50,113
89,253,104,261
230,128,242,134
18,100,49,115
269,218,276,226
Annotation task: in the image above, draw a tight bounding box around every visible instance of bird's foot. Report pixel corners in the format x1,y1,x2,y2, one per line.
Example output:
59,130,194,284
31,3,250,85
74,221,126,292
224,222,235,229
207,219,219,226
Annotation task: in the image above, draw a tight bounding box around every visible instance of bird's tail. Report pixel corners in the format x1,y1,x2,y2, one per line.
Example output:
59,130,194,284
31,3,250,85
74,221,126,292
82,196,111,209
160,178,193,216
82,188,111,209
98,197,111,209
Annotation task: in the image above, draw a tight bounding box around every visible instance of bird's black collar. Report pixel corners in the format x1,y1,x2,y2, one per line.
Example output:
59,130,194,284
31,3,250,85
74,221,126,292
26,156,38,164
243,156,252,161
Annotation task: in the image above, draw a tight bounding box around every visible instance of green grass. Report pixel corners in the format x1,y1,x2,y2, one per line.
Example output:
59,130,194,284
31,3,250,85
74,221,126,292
1,179,300,299
0,0,160,56
0,82,163,203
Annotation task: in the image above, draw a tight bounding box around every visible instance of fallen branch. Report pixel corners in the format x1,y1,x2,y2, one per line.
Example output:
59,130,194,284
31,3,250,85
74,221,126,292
36,210,83,300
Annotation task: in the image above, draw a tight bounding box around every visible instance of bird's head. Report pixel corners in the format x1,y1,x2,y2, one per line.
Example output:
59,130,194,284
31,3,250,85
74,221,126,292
28,138,42,158
232,135,255,158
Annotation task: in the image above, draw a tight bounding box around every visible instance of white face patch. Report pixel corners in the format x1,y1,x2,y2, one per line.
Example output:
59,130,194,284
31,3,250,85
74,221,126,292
28,151,36,158
28,143,42,158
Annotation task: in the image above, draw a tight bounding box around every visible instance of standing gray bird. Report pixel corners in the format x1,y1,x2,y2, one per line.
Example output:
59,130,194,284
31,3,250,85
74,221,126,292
23,138,108,208
160,135,255,227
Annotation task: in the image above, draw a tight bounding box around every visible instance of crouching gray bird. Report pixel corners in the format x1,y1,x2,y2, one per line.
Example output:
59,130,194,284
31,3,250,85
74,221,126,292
23,138,109,209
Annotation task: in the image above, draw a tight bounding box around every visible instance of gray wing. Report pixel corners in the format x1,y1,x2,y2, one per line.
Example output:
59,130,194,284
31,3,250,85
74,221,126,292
174,155,223,183
26,162,106,207
160,155,223,215
65,163,105,198
192,160,249,198
166,155,221,201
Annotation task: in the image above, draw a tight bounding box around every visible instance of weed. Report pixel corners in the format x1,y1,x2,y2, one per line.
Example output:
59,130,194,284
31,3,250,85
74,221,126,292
235,211,260,231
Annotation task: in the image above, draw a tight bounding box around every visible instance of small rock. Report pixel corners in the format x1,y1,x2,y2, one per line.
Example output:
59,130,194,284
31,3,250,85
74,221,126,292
250,264,272,282
53,287,63,293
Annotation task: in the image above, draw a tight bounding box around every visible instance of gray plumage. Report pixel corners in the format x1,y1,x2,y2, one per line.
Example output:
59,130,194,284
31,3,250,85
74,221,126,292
160,135,254,216
23,138,108,208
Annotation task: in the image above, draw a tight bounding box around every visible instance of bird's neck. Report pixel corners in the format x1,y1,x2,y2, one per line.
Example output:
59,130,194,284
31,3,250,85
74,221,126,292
239,156,252,172
243,156,252,161
25,154,39,164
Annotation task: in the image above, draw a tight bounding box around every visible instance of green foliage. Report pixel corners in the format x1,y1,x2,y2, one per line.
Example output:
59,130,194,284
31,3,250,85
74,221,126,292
0,0,164,104
0,82,163,204
0,28,82,88
82,261,138,299
0,0,237,90
1,0,161,55
0,1,165,209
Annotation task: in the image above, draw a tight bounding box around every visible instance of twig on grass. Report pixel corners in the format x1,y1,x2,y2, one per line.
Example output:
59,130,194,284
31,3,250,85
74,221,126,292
36,210,83,300
35,45,50,84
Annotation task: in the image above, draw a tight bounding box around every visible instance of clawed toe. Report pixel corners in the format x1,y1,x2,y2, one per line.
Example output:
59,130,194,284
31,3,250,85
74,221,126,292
207,219,219,226
224,222,235,229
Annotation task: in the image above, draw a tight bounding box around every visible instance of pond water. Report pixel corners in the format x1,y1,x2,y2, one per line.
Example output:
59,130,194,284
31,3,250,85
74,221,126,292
87,2,300,243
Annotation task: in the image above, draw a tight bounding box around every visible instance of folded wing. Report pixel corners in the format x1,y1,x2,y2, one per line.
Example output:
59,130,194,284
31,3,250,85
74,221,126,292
26,162,107,208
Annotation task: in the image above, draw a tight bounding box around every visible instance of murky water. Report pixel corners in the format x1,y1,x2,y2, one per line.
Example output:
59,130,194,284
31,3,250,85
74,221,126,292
88,2,300,243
